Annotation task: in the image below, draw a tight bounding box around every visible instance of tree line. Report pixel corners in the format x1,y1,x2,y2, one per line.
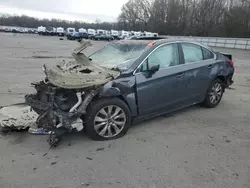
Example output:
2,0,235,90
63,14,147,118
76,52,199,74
1,0,250,38
118,0,250,38
0,15,117,31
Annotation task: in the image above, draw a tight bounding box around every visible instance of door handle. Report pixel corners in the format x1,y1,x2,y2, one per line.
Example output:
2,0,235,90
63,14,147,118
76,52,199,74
208,64,213,69
176,73,184,78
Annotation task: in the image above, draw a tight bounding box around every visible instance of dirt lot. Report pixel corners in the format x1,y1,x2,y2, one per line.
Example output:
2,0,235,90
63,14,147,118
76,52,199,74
0,33,249,188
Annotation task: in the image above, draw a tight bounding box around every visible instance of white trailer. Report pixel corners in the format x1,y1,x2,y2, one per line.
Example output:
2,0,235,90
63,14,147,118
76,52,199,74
37,26,46,35
56,27,65,36
87,29,96,35
104,30,111,35
66,28,76,35
120,30,130,37
45,26,56,36
134,31,142,37
111,30,119,38
152,33,159,37
96,29,105,35
79,28,87,33
143,32,154,37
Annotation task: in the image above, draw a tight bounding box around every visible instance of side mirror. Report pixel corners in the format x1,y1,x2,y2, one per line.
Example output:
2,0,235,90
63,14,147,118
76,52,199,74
149,64,160,73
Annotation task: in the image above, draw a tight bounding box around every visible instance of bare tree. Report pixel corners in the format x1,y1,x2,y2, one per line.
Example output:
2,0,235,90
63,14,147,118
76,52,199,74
118,0,250,37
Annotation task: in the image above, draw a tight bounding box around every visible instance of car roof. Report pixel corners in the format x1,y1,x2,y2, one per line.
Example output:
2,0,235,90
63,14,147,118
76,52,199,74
112,38,176,45
113,38,211,50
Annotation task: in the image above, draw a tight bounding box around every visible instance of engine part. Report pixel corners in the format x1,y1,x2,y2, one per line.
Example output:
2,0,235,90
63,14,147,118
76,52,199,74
69,92,84,112
71,118,84,131
77,90,99,114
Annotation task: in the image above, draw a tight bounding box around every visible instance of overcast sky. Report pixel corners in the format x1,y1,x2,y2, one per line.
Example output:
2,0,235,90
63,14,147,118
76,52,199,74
0,0,128,22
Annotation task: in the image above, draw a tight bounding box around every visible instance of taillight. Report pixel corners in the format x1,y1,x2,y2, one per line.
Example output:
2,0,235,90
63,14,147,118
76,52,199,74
228,60,234,67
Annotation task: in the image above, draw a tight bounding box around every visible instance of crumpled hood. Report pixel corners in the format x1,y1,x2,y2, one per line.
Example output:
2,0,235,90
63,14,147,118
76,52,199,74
43,40,120,89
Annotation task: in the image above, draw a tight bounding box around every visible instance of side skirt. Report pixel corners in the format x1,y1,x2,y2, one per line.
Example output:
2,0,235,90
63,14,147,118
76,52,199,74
132,101,200,124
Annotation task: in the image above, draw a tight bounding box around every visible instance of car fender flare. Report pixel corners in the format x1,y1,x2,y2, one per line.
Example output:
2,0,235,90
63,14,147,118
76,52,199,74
99,82,122,97
98,81,137,116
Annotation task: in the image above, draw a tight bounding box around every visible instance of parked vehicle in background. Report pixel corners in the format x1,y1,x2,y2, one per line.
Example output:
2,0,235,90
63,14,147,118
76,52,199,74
37,26,46,35
152,33,159,37
27,29,35,34
119,30,130,37
141,32,158,37
20,28,28,33
143,32,159,37
87,29,96,36
56,27,64,36
79,28,87,33
87,34,95,39
124,36,139,40
66,28,76,36
111,30,119,39
45,26,56,36
118,35,127,40
104,30,111,35
90,34,114,41
133,31,143,37
67,32,88,40
97,29,105,35
12,28,20,33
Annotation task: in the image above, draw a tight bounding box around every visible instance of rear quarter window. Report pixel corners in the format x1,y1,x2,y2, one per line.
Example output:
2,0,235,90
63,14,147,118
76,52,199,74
202,47,214,60
181,43,203,63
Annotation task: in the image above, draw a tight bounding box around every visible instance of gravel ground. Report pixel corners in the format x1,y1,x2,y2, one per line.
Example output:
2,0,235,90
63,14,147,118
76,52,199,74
0,33,249,188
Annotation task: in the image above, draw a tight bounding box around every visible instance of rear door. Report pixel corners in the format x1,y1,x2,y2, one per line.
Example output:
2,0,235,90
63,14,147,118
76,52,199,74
135,43,186,116
179,42,216,102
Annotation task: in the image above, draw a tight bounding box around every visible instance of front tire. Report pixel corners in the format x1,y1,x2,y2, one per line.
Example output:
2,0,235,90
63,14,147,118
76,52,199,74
85,98,131,141
203,79,224,108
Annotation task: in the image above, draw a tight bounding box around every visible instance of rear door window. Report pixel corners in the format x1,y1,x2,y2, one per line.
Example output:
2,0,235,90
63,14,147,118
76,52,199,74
181,43,203,63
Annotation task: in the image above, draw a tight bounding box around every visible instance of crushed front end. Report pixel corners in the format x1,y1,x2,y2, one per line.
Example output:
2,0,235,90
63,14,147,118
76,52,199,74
24,40,120,147
25,80,100,147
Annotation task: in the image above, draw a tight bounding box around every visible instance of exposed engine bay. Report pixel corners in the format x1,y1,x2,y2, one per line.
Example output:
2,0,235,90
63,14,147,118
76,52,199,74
25,81,100,147
1,40,121,147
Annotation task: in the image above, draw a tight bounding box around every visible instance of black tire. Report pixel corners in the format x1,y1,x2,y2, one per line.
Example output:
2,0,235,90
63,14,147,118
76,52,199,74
203,79,225,108
84,98,131,141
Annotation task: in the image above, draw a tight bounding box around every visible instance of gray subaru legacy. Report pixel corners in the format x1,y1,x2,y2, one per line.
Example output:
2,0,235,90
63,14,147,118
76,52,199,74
25,38,235,146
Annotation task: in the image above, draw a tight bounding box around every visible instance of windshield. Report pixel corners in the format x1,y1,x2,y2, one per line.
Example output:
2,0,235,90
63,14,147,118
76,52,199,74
89,42,149,70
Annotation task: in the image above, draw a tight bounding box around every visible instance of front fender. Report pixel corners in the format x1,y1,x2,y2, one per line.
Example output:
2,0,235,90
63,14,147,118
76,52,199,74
99,78,138,117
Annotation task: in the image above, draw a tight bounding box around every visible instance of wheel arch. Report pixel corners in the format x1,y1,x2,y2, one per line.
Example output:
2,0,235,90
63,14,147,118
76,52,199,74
215,75,227,91
216,75,226,83
92,94,133,116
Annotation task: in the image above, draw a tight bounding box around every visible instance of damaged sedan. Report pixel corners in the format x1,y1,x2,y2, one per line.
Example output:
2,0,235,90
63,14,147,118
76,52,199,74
1,39,235,147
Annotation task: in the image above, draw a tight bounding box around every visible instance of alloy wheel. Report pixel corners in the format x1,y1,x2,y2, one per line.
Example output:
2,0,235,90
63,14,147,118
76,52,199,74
94,105,126,138
209,83,223,104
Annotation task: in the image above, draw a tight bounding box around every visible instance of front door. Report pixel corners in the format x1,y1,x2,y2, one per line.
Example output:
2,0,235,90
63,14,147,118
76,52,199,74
135,43,186,116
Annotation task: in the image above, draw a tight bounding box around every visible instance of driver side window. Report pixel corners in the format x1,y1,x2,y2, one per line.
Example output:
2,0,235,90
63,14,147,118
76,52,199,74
140,43,179,72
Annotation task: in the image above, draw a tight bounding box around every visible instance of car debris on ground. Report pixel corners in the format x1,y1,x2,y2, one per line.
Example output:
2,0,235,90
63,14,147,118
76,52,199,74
0,103,38,131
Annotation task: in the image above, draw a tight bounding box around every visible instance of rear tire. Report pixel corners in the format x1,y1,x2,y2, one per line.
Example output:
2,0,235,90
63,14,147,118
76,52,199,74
85,98,131,141
203,79,224,108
